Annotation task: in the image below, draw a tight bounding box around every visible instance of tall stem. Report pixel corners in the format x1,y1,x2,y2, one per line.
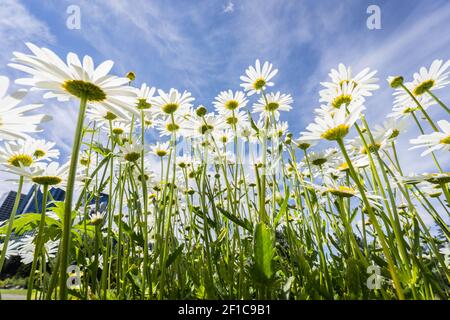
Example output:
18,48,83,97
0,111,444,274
337,138,405,300
59,94,88,300
0,176,24,274
400,84,438,132
27,184,49,300
426,89,450,114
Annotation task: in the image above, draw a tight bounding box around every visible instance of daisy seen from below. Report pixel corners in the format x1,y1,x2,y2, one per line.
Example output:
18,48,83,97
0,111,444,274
321,63,379,97
411,59,450,96
0,138,58,168
252,91,293,121
319,82,364,110
9,43,136,116
298,104,363,142
409,120,450,155
213,90,248,114
0,75,50,140
120,142,144,162
151,141,171,158
152,88,194,119
240,59,278,96
135,83,156,110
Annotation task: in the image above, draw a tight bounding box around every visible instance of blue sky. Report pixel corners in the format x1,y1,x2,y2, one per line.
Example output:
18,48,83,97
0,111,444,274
0,0,449,196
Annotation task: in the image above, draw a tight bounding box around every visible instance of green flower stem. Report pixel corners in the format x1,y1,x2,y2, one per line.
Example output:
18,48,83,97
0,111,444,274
337,138,405,300
400,84,439,132
0,176,24,275
411,112,443,173
426,89,450,114
27,183,49,300
360,117,412,272
59,93,88,300
100,121,116,298
441,183,450,206
140,110,150,298
45,241,62,300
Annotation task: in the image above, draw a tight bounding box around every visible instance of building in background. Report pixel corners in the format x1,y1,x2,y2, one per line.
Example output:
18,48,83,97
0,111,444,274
0,191,27,222
0,186,109,221
18,185,66,214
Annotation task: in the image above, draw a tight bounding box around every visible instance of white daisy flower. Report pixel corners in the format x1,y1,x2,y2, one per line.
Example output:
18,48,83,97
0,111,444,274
30,161,69,186
314,179,382,208
240,59,278,96
321,64,379,97
119,142,144,162
86,104,129,127
411,59,450,95
150,141,171,158
152,88,194,118
213,90,248,114
409,120,450,156
9,42,136,118
154,114,187,137
11,235,59,265
252,91,293,120
0,75,50,140
373,118,409,141
135,83,156,110
418,182,442,198
101,120,131,136
219,110,249,130
183,112,226,139
319,82,365,110
0,138,57,168
304,148,339,168
298,104,363,141
350,130,390,156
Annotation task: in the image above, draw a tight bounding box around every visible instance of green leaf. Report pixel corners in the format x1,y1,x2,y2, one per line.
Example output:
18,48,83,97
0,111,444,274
217,206,253,232
253,222,274,283
274,187,289,226
165,244,184,268
0,213,60,235
247,111,260,133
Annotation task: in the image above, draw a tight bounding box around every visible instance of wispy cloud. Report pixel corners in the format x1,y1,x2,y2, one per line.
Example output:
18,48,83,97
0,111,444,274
0,0,54,74
223,1,234,13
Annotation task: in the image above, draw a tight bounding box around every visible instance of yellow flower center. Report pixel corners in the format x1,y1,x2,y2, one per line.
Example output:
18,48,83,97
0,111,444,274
166,123,180,132
311,158,327,166
338,162,349,171
200,124,214,135
226,116,238,125
297,142,310,150
112,127,124,135
162,103,179,114
265,102,279,111
62,80,106,102
104,111,117,121
124,152,140,162
137,98,151,110
332,94,352,109
361,143,381,154
425,172,450,184
8,154,33,167
413,79,435,96
225,100,239,110
328,186,356,198
156,150,167,157
32,176,62,185
440,135,450,145
253,78,266,90
33,149,46,158
321,124,349,141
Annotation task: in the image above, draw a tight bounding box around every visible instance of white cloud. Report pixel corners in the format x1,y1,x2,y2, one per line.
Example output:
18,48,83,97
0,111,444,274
0,0,54,73
223,1,234,13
